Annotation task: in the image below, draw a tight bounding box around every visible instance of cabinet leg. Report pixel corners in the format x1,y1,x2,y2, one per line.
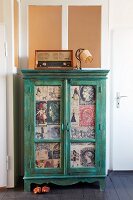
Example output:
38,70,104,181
99,179,105,191
24,180,31,192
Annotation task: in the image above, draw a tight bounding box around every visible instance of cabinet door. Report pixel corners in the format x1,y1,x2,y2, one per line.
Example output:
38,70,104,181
67,80,104,175
25,80,64,175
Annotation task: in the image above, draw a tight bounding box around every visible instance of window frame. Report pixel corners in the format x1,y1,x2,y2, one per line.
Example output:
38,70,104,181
19,0,109,68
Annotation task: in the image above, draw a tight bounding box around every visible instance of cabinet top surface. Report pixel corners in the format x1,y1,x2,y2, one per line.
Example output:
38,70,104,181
20,69,109,78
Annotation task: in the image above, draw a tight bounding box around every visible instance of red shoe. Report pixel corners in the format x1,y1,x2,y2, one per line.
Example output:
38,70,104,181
33,186,41,194
42,186,50,193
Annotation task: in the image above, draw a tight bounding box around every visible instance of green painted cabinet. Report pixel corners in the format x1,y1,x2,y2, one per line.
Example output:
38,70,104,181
22,69,109,192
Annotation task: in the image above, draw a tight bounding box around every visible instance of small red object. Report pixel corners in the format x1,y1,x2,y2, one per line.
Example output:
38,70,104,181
42,186,50,193
33,186,41,194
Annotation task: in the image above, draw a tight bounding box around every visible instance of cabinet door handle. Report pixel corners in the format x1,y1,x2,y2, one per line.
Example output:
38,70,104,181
61,123,64,131
61,123,70,131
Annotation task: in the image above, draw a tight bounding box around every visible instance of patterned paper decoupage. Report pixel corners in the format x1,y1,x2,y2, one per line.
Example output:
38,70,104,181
71,86,79,126
71,143,95,167
35,125,60,139
47,125,60,138
48,86,61,100
35,86,61,139
79,86,95,105
36,143,60,168
79,105,95,127
71,108,79,125
70,85,96,139
35,86,61,168
47,101,60,124
71,86,79,102
71,126,95,139
35,126,47,139
35,86,48,101
36,101,47,126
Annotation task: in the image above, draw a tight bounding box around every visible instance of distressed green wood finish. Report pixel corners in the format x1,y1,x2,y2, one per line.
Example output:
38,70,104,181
22,69,109,192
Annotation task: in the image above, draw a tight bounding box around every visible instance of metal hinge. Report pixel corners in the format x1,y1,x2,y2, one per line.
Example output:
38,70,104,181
69,79,72,84
26,86,31,94
28,125,31,131
99,124,102,131
98,161,101,167
29,87,31,93
30,160,31,168
98,86,102,93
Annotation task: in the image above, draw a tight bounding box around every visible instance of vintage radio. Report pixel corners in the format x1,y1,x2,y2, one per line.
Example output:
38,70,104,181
35,50,73,70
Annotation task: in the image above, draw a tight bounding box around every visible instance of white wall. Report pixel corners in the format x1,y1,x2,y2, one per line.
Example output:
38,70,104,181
1,0,15,187
0,24,7,187
5,0,15,188
110,0,133,29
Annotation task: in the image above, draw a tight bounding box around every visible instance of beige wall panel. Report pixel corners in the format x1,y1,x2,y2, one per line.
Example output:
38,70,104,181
68,6,101,68
29,6,62,68
14,0,19,67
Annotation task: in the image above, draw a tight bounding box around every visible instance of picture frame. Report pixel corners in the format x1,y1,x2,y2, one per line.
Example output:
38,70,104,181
35,50,73,70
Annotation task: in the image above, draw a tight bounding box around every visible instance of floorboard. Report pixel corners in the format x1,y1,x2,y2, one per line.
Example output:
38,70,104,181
1,172,133,200
110,173,131,200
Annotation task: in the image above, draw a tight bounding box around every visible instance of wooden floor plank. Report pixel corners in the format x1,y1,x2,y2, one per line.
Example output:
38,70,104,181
103,176,119,200
110,173,131,200
119,175,133,200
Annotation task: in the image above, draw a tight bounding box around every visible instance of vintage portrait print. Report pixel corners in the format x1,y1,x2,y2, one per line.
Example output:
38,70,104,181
79,86,95,105
47,101,60,125
36,101,47,126
47,125,60,138
35,86,61,139
70,85,96,139
35,143,60,168
71,143,95,167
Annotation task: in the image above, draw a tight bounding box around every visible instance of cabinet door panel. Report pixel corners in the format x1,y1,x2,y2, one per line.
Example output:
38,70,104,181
29,81,64,174
68,81,100,174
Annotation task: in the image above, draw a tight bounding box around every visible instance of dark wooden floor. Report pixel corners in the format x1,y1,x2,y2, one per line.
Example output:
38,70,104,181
1,171,133,200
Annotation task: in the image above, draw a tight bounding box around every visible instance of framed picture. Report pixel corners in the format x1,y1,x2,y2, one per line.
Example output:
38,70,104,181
35,50,73,70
